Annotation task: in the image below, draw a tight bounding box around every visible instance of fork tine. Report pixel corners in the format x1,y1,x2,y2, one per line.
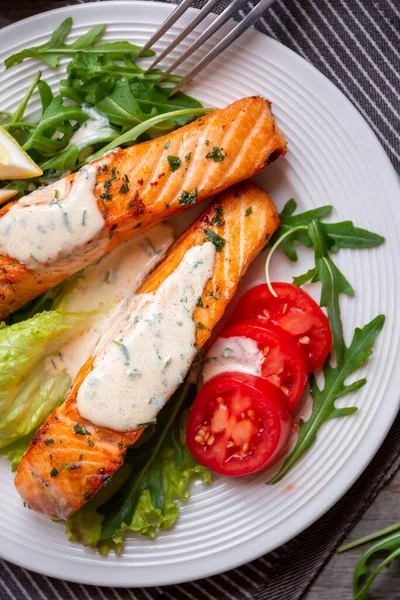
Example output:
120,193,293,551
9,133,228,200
169,0,277,96
147,0,221,71
157,0,248,84
136,0,196,59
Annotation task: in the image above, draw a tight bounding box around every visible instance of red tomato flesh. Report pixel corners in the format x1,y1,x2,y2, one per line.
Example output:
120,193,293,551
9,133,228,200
219,319,308,410
231,283,332,372
186,372,291,476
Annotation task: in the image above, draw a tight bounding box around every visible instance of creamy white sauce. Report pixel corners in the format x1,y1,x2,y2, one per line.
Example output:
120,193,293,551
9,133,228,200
0,164,104,269
77,242,216,431
68,106,115,150
46,223,174,380
203,336,264,384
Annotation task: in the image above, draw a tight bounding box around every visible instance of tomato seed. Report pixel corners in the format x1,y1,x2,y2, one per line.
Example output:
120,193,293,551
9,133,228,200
242,443,249,453
282,303,288,314
299,336,310,345
195,435,204,444
263,309,270,318
263,346,270,356
280,385,289,394
207,435,215,445
226,441,234,448
248,410,255,419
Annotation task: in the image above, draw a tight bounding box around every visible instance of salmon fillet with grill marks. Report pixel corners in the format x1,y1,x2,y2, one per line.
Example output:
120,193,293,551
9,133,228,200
15,181,280,520
0,96,286,320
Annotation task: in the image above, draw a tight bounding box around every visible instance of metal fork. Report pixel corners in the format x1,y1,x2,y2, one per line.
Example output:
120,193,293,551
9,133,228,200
137,0,277,96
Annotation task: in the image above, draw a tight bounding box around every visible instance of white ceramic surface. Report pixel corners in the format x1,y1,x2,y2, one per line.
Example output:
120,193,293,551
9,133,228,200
0,1,399,587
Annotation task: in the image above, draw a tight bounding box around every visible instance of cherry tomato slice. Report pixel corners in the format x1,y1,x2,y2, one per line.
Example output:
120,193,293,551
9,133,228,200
186,372,291,476
206,319,308,410
231,283,332,371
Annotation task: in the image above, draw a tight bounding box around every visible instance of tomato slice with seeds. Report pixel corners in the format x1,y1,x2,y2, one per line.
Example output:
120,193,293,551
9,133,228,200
186,372,291,476
231,283,332,371
212,319,308,410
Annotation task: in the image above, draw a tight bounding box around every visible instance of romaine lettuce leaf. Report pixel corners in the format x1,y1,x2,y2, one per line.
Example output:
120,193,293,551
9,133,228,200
65,380,211,554
0,310,91,448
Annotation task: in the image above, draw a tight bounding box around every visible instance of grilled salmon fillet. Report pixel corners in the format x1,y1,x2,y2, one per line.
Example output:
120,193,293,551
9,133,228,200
0,96,286,321
15,181,280,520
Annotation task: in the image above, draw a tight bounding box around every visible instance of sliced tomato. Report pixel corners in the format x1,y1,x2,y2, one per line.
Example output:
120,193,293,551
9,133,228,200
186,372,291,476
231,283,332,371
217,319,308,410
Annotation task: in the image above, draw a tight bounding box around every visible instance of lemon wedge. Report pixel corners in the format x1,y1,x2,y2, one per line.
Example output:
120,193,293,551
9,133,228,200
0,126,42,180
0,188,18,204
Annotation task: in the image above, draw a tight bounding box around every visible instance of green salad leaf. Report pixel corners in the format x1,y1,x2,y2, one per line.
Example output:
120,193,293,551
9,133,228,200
65,379,211,554
5,18,151,69
338,523,400,599
267,202,385,484
0,310,92,448
268,314,384,484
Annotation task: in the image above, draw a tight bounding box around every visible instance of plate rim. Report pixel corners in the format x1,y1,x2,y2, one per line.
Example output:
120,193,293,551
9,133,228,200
0,0,399,588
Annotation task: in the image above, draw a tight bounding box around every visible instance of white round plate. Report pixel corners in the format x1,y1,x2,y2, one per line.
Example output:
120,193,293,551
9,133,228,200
0,0,399,588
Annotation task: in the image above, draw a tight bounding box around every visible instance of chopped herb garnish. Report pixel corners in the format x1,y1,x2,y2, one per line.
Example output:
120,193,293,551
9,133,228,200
83,492,91,500
81,209,87,226
73,424,90,435
205,140,210,146
88,440,95,448
205,146,225,162
133,222,142,229
44,439,54,445
196,297,204,308
2,267,7,274
197,322,207,330
102,164,109,173
245,207,253,217
119,182,129,194
210,206,225,227
100,191,112,201
79,454,83,461
61,463,70,469
167,155,181,172
50,467,59,477
54,189,60,199
62,211,73,232
164,140,170,149
178,188,198,206
137,420,157,427
69,464,80,471
185,152,192,162
204,228,226,251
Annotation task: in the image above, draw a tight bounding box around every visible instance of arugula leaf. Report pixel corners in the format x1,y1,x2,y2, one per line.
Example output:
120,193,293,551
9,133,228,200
268,314,384,484
308,219,355,362
23,95,88,156
323,221,385,253
337,523,400,599
292,267,317,287
352,530,400,599
5,18,151,69
4,71,41,132
273,200,384,261
87,107,212,162
130,81,204,126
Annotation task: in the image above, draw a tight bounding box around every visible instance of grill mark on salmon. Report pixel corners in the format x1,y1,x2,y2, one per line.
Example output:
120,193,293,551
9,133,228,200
0,96,286,320
14,181,280,520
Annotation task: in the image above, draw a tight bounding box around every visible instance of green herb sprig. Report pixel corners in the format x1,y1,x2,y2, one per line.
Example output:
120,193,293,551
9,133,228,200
338,522,400,599
267,200,385,484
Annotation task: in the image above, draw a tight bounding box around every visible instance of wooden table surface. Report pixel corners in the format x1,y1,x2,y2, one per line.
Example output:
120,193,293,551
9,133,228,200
305,470,400,600
0,2,399,598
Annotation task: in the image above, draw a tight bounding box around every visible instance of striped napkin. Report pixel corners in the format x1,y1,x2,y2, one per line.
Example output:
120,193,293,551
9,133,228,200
0,1,399,599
